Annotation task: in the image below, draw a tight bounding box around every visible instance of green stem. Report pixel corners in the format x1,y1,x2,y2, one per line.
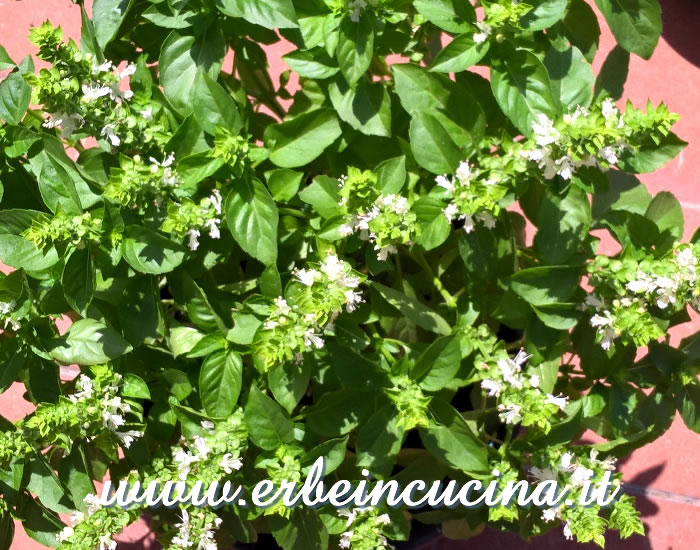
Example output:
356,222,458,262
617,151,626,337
278,207,310,219
415,251,457,309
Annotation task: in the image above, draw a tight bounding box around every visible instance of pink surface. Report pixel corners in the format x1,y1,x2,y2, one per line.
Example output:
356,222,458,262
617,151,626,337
0,0,698,548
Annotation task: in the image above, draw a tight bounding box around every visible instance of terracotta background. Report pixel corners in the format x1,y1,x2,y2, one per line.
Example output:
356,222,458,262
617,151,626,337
0,0,698,548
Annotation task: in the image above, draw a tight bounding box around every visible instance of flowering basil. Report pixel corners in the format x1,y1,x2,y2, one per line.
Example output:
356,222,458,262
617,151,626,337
0,1,696,549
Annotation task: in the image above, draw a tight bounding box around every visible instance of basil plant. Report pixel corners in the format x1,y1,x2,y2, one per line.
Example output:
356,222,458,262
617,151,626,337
0,0,696,548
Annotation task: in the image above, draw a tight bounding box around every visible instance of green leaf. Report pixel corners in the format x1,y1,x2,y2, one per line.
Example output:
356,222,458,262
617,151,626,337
594,45,630,101
270,508,329,550
159,28,227,116
301,436,348,475
328,77,392,137
594,0,661,59
18,497,63,548
534,185,592,264
169,326,205,358
490,49,557,135
544,45,594,111
118,276,165,346
283,49,339,79
62,247,96,316
225,178,278,266
0,210,59,271
420,399,488,473
264,109,342,168
375,156,406,194
336,14,374,86
48,319,132,366
91,0,131,48
409,111,462,174
413,335,462,392
520,0,569,31
215,0,298,29
645,191,683,243
269,360,312,415
509,266,580,306
193,69,242,136
122,225,187,274
413,0,475,33
187,333,227,358
0,513,14,550
561,0,601,62
458,221,516,281
413,196,451,251
299,176,342,219
356,405,404,478
0,71,31,125
430,34,489,73
0,45,14,70
305,389,377,437
121,373,151,399
200,350,243,417
244,386,295,450
593,171,652,219
676,382,700,433
617,131,687,173
57,446,95,512
371,282,452,335
266,169,303,203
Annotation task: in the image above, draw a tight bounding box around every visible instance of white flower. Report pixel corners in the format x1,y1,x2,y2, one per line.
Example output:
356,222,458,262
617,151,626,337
376,513,391,525
82,83,112,102
590,311,614,328
435,174,454,193
530,466,557,482
545,393,568,410
455,161,471,184
560,452,574,470
116,430,142,448
473,21,492,44
220,453,243,474
512,350,530,369
84,493,102,515
91,60,114,74
481,379,502,397
304,329,325,349
529,374,540,388
338,508,358,527
590,448,617,471
150,152,176,168
99,536,117,550
676,247,696,268
43,111,83,137
443,202,459,221
555,156,575,180
0,300,14,315
69,511,85,526
274,297,291,316
498,403,522,424
187,229,200,251
378,194,409,215
601,98,618,121
321,255,345,281
339,222,356,236
100,123,121,147
140,106,154,120
462,214,475,233
654,276,678,309
570,465,594,486
542,508,559,522
102,409,125,431
192,435,210,458
57,526,74,543
295,268,319,286
120,63,137,78
525,148,545,162
476,211,496,229
563,521,573,540
376,244,397,262
205,218,221,239
344,290,364,312
599,146,618,164
339,531,353,549
263,320,279,330
68,374,94,403
532,114,560,146
209,189,223,215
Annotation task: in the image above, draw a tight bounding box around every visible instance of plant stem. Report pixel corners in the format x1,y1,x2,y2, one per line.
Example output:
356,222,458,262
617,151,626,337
415,251,457,309
278,207,310,219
